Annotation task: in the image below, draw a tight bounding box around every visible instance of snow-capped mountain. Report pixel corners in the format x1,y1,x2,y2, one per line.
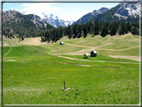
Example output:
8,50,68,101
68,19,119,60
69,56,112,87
74,7,109,24
92,7,110,15
36,12,75,28
87,0,140,24
113,1,140,19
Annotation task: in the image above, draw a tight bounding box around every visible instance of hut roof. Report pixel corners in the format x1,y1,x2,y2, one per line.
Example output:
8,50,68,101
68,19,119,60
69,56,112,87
60,42,64,44
83,53,89,56
92,50,97,53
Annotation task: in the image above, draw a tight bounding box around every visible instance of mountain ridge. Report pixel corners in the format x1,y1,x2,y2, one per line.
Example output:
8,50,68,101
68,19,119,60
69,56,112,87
3,1,140,39
113,2,140,19
41,13,75,28
75,7,109,24
22,12,75,28
74,1,140,24
3,10,55,38
89,2,140,24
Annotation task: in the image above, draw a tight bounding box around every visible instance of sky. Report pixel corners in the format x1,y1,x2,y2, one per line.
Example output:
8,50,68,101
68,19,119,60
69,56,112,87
2,0,124,21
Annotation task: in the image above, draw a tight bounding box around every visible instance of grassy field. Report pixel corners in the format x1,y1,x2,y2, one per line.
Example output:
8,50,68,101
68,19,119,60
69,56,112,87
2,34,140,105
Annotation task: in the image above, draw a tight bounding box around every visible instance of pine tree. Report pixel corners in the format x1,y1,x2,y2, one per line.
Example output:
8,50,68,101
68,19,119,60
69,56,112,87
7,34,10,38
64,26,68,36
83,24,88,38
131,26,137,35
91,21,96,36
41,36,45,42
68,34,72,39
78,22,83,38
95,21,99,35
126,22,131,32
48,31,51,42
118,23,124,35
87,22,92,33
101,26,106,37
10,33,12,38
67,25,73,39
22,36,24,41
110,24,116,36
103,21,108,35
124,24,128,34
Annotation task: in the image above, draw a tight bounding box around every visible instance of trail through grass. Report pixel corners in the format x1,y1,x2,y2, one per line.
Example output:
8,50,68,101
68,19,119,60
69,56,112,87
2,34,140,105
3,46,12,57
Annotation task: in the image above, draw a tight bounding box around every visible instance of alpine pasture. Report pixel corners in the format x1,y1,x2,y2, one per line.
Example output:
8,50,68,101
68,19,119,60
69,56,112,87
3,34,140,104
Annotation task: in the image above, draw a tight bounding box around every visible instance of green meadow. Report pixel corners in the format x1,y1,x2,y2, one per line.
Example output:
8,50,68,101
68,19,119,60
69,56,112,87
3,34,140,105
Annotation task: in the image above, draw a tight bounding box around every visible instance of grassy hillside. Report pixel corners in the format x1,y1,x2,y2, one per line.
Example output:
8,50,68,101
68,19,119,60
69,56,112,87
2,34,140,105
43,34,139,57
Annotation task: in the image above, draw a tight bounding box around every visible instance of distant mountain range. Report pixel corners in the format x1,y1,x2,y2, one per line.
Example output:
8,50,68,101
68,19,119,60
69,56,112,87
74,0,140,24
2,0,140,38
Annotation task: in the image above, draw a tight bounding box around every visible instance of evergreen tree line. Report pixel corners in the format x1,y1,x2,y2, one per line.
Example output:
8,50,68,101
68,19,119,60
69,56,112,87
40,21,139,43
3,20,46,39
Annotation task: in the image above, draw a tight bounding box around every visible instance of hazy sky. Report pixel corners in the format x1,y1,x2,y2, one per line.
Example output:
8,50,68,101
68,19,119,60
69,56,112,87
2,0,124,21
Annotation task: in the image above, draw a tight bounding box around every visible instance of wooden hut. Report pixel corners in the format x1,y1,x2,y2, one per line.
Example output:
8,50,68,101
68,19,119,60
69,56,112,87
60,42,64,45
83,53,89,58
90,50,97,57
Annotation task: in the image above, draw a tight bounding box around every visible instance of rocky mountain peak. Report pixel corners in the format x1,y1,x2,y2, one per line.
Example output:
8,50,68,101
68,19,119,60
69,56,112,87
40,13,75,28
3,10,20,22
74,7,109,25
3,10,54,29
29,14,47,27
114,1,140,19
92,7,109,15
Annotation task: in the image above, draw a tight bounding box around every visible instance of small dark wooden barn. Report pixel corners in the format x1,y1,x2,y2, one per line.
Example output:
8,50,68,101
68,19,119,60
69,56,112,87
90,50,97,57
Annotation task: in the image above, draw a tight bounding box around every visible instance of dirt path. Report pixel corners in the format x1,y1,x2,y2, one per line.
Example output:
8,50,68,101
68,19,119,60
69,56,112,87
109,55,140,61
65,43,139,61
30,43,139,62
97,46,139,51
58,55,107,62
65,43,113,49
4,46,12,56
65,43,139,51
65,43,95,49
58,56,139,64
9,46,137,64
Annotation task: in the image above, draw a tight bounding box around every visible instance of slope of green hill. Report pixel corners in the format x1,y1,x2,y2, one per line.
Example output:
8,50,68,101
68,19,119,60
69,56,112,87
3,33,140,104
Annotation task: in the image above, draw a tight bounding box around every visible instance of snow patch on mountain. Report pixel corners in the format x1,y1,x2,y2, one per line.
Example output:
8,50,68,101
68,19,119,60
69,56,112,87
30,14,47,28
92,7,109,15
42,13,75,28
21,11,74,28
114,2,140,19
33,12,75,28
